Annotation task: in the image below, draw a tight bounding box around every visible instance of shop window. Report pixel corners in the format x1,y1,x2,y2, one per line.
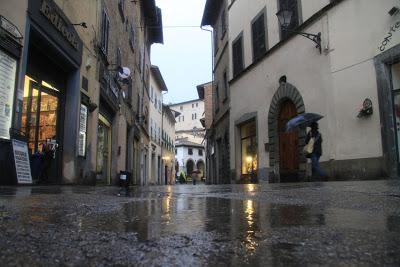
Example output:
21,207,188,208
252,12,267,61
240,120,257,176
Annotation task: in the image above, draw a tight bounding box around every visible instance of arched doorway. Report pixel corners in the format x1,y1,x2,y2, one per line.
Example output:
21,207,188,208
278,100,299,182
196,160,205,178
268,81,306,182
186,159,194,176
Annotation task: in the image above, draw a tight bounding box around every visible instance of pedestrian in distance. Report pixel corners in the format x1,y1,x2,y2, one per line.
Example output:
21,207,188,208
305,122,327,179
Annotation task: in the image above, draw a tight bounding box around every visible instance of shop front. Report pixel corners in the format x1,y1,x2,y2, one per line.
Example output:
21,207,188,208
239,119,258,183
96,113,112,184
20,0,83,183
375,44,400,177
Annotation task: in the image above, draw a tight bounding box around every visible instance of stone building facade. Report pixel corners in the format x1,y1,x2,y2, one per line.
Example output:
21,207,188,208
202,0,231,184
225,0,400,182
0,0,163,185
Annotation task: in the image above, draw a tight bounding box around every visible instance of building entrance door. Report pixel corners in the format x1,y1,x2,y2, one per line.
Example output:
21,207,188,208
278,100,299,182
96,114,112,184
391,63,400,174
21,75,61,183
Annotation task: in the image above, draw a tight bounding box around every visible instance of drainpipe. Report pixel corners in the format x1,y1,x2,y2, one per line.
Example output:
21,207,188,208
200,25,214,184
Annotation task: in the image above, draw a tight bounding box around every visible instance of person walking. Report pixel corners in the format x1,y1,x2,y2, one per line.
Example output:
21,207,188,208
305,122,327,179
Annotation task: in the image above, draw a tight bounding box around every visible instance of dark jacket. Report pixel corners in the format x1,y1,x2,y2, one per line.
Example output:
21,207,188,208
305,130,322,157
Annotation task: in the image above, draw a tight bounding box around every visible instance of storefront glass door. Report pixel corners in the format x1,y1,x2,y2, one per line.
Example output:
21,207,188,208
393,92,400,163
21,75,60,182
391,63,400,166
96,114,112,184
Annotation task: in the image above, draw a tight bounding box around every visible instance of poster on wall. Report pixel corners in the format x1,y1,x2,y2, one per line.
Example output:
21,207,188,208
12,139,32,184
78,104,88,156
0,49,17,139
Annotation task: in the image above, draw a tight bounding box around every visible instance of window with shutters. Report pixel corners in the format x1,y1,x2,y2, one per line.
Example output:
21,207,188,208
252,11,267,61
117,48,122,67
221,9,227,38
232,34,244,77
129,24,135,52
223,71,228,101
213,27,218,54
100,9,110,56
118,0,125,21
278,0,300,40
215,85,220,114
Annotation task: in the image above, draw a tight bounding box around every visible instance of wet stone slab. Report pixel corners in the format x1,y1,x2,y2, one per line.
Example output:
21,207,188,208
0,180,400,266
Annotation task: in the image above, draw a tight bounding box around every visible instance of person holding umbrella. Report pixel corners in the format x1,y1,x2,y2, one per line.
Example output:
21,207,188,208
305,122,327,179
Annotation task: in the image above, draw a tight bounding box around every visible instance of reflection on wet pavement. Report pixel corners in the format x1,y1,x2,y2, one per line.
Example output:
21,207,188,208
0,180,400,266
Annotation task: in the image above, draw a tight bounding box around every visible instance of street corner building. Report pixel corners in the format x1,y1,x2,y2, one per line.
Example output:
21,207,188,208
0,0,164,185
202,0,400,183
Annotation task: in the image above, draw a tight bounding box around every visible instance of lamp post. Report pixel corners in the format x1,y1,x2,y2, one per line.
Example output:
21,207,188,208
276,8,321,54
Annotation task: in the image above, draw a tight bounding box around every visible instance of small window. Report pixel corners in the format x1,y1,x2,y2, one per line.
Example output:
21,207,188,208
196,103,198,107
129,24,135,51
223,71,228,100
118,0,125,21
215,85,220,113
182,116,185,122
213,27,218,54
198,149,203,156
180,106,183,110
192,103,194,108
188,148,193,155
221,10,227,37
117,48,122,67
232,35,244,77
101,9,110,56
175,149,177,155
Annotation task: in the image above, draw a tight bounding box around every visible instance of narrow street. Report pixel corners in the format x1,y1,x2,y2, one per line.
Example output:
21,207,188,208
1,180,400,266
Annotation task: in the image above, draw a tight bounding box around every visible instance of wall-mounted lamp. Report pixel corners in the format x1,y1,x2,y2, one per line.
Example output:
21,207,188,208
276,9,321,53
357,98,373,118
71,22,87,28
389,7,400,16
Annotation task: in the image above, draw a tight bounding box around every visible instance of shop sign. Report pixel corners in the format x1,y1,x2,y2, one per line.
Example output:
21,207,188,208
12,139,32,184
78,104,88,156
378,21,400,54
0,15,23,40
0,49,16,140
40,0,79,50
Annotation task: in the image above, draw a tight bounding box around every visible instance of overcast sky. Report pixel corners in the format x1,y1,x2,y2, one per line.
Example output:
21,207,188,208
151,0,212,105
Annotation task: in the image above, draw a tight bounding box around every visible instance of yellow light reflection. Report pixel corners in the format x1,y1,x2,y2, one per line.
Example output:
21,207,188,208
42,80,59,92
244,199,258,253
247,184,255,192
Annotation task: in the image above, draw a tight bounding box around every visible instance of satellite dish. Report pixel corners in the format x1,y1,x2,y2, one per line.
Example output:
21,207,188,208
118,67,131,79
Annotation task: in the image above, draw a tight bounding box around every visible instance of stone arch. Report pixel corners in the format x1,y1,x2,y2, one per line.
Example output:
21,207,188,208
196,160,205,178
268,82,307,182
186,159,194,176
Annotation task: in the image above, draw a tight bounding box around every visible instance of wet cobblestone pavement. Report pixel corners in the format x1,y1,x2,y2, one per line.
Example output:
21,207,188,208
0,180,400,266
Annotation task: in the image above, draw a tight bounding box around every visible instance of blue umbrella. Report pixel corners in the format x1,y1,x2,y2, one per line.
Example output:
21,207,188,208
285,113,324,132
